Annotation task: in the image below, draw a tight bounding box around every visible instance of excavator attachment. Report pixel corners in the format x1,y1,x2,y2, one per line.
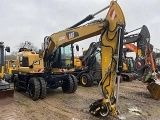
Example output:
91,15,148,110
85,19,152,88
145,73,160,100
147,81,160,100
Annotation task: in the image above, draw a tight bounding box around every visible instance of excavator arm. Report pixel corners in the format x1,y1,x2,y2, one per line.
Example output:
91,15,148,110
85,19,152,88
42,1,125,117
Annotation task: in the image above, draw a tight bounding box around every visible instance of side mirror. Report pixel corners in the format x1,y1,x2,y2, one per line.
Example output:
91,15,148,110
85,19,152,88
5,46,10,52
76,45,79,51
39,49,43,58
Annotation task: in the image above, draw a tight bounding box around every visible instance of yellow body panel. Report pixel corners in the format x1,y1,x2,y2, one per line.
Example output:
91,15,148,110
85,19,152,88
0,66,4,79
17,50,44,74
5,60,17,74
137,49,142,56
123,63,128,71
74,58,82,69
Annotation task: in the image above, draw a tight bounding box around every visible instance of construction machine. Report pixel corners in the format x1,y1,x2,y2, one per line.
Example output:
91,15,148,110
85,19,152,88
13,0,125,116
38,1,125,117
73,42,102,87
122,25,156,81
0,42,14,102
13,41,78,101
73,25,150,85
4,59,17,82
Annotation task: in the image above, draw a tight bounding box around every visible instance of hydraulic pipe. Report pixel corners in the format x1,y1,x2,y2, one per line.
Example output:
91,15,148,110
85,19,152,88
124,27,142,35
69,5,110,28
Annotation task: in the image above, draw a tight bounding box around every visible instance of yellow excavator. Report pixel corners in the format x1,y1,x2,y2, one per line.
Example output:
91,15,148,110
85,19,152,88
13,1,125,117
39,1,125,117
0,42,14,101
73,42,102,86
4,59,17,83
13,42,78,100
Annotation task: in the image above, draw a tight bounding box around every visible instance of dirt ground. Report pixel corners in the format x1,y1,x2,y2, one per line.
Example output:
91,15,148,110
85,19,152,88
0,80,160,120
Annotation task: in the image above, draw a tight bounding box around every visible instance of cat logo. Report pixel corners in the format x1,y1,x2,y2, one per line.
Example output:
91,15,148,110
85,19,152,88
33,61,40,65
66,31,79,40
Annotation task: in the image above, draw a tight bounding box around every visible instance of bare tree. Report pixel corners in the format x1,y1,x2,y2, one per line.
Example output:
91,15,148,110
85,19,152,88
5,41,39,60
16,41,38,51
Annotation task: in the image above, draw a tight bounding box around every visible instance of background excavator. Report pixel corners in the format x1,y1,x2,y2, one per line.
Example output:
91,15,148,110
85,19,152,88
73,42,102,87
72,25,151,84
122,25,156,81
122,26,160,100
0,42,14,102
4,59,17,83
39,1,125,117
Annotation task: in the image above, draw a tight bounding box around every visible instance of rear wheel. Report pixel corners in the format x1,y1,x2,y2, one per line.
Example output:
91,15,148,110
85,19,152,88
70,74,78,93
38,77,47,99
28,77,40,101
14,76,22,92
62,75,77,93
80,73,93,87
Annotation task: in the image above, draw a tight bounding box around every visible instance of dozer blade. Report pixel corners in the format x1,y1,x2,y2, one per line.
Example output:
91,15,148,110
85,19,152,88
0,80,14,105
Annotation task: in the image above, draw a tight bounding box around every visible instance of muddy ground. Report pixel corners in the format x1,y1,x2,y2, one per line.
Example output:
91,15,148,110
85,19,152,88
0,80,160,120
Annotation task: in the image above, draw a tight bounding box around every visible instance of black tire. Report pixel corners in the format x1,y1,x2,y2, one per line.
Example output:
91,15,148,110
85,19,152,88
80,73,93,87
62,75,77,93
11,75,15,83
28,77,40,101
38,77,47,99
4,74,11,83
70,74,78,93
14,76,22,92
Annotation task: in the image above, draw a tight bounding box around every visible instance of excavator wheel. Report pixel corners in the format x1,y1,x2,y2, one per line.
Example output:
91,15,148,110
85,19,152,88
70,74,78,93
62,75,77,93
80,73,93,87
28,77,40,101
38,77,47,99
14,76,22,92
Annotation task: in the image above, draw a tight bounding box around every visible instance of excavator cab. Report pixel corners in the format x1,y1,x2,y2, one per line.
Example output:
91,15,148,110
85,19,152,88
46,44,74,70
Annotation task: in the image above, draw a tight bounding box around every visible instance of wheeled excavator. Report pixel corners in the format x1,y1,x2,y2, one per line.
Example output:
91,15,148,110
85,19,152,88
13,1,125,116
0,42,14,101
13,41,78,101
73,42,102,87
39,1,125,117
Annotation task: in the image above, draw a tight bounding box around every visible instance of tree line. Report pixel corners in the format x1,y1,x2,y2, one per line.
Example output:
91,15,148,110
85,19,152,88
5,41,39,60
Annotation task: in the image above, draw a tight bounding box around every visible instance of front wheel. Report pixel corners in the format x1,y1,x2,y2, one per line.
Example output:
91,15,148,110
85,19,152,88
14,76,22,92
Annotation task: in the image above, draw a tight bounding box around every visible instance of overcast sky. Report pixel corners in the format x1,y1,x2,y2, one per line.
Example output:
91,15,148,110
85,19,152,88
1,0,160,54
